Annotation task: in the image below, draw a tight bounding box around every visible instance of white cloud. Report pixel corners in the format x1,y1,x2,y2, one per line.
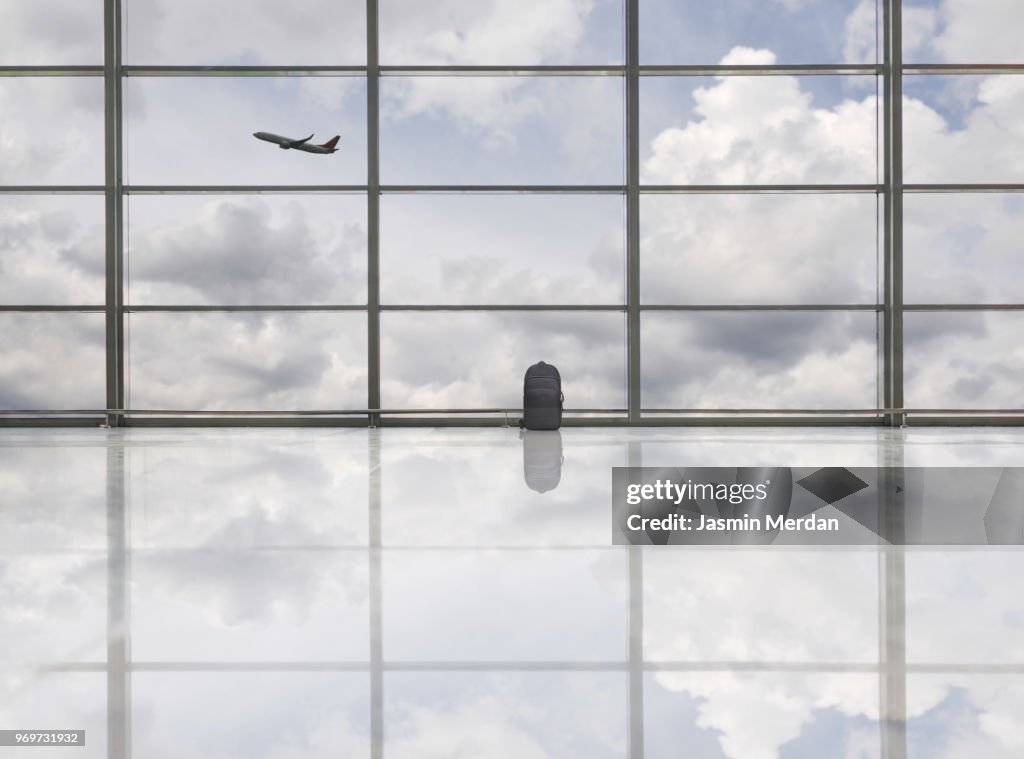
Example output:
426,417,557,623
0,313,105,409
0,197,105,304
381,311,625,409
379,0,597,65
384,77,544,149
122,0,366,64
642,49,877,185
0,0,103,64
930,0,1024,64
905,312,1024,408
902,5,940,61
842,0,879,64
903,75,1024,183
382,194,623,304
0,78,104,184
126,312,367,411
121,196,367,305
378,1,622,150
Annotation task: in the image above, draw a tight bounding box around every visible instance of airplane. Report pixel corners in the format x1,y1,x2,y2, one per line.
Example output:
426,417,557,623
253,132,340,154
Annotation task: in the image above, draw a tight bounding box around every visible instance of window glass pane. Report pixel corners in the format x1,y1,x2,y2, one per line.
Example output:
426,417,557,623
907,552,1024,664
127,195,367,305
385,673,626,755
127,312,367,410
0,78,104,185
381,194,624,305
0,1,102,64
642,194,878,304
123,0,366,65
642,311,879,410
903,0,1024,64
381,311,626,409
380,77,623,184
124,77,367,185
641,0,876,65
904,75,1024,184
0,313,105,410
0,196,104,305
383,550,627,660
905,194,1024,304
646,672,879,759
641,76,879,185
905,312,1024,410
379,0,623,65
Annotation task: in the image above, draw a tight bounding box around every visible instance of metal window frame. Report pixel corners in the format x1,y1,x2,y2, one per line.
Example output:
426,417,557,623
4,1,1024,426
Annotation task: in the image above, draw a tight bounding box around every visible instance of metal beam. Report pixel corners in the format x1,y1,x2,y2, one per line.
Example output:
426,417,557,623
0,66,102,76
104,0,124,428
0,186,105,194
125,185,367,194
904,63,1024,74
367,0,381,428
626,0,641,423
122,65,365,76
883,0,905,427
640,184,880,193
104,182,1024,195
640,64,881,76
379,65,623,76
904,183,1024,192
111,63,889,77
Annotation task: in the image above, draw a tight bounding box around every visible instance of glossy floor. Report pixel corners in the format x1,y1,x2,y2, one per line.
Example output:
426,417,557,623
2,427,1023,758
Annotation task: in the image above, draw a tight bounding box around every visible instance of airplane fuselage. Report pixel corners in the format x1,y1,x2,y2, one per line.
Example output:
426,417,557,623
253,131,339,154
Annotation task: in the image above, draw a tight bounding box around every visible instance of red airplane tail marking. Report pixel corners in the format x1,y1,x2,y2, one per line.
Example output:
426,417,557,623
320,136,340,150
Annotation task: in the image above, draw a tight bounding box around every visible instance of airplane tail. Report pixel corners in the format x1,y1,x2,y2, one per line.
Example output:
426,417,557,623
320,135,340,150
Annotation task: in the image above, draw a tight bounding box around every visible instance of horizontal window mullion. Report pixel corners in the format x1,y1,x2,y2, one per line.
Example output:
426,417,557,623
125,305,367,312
640,304,881,311
904,304,1024,311
125,185,368,194
641,184,881,194
122,66,366,76
0,186,105,194
639,64,881,76
904,64,1024,75
0,305,104,312
0,66,103,76
904,184,1024,193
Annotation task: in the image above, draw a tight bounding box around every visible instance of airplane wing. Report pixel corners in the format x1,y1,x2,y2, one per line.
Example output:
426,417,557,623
289,133,315,147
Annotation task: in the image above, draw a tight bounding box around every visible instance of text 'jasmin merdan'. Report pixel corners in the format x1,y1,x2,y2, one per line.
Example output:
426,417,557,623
625,479,771,506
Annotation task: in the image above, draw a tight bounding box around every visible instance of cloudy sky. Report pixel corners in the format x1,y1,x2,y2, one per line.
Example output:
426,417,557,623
1,0,1023,412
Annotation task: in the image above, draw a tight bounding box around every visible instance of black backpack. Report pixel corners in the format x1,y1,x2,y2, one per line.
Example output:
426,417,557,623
522,361,563,430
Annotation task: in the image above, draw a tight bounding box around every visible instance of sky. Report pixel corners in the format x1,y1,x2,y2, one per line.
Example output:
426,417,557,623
1,0,1023,413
